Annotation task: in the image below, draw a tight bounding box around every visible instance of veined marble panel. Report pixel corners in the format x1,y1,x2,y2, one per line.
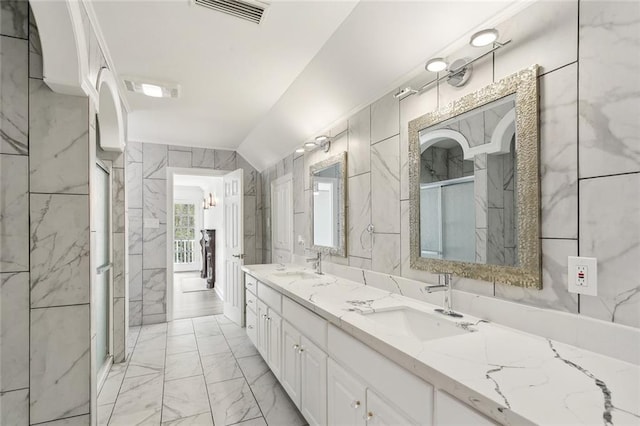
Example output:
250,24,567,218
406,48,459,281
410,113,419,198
244,235,256,265
30,304,90,424
579,173,640,328
165,350,203,382
214,149,237,171
0,388,28,426
293,156,304,214
142,268,166,317
142,143,167,179
227,335,259,358
29,80,89,194
113,168,126,232
1,272,29,392
126,348,165,379
371,92,399,144
348,106,371,177
109,373,163,425
1,35,28,154
128,208,143,255
127,141,143,163
127,162,143,209
1,0,28,38
143,179,167,224
578,1,640,178
168,150,192,168
113,232,125,298
129,254,143,301
191,148,215,169
98,362,127,406
168,145,191,152
142,223,167,269
371,135,400,233
28,10,42,79
0,154,28,272
208,377,261,426
244,195,256,236
30,194,90,307
113,297,126,362
347,173,371,258
162,375,210,422
372,233,400,275
129,301,142,327
540,64,578,238
238,154,257,196
293,212,308,257
166,334,197,356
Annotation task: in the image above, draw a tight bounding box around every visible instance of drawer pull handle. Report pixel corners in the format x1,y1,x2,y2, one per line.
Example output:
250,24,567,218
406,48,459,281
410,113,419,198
298,347,304,354
293,344,299,351
247,282,253,286
248,325,253,329
365,412,374,421
248,300,253,303
351,400,361,409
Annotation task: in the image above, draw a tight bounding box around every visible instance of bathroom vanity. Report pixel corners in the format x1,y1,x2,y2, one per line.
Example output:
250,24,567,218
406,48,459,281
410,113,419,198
242,264,639,426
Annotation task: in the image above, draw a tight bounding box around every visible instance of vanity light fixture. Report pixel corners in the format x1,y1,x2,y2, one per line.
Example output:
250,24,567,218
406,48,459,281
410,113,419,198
425,58,448,73
470,28,500,47
295,147,306,153
203,193,216,210
393,87,419,99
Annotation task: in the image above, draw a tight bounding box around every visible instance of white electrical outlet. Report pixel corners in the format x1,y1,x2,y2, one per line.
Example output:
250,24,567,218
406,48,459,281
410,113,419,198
568,256,597,296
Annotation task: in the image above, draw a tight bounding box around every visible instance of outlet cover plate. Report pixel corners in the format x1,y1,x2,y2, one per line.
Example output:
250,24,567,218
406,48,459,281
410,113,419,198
568,256,597,296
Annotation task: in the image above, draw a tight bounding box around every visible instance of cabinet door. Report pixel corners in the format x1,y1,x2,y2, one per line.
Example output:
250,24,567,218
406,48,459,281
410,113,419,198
281,321,301,408
328,359,366,426
268,309,283,381
256,300,269,360
301,335,328,426
366,389,416,426
246,308,257,347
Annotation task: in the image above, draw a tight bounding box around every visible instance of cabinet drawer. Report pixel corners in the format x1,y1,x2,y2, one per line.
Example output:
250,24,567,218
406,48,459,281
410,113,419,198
246,308,257,346
258,282,282,313
245,274,257,296
435,390,497,425
246,290,257,314
328,325,433,423
283,297,327,350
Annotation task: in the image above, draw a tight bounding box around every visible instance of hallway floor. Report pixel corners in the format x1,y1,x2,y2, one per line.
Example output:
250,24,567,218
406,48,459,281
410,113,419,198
173,272,224,320
98,316,306,426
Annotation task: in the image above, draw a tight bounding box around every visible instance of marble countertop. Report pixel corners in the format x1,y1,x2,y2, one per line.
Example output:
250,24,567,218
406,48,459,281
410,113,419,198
242,263,640,426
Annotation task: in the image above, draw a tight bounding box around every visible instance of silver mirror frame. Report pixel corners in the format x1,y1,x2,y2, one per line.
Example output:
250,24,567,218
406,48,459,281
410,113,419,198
309,151,347,257
408,65,541,289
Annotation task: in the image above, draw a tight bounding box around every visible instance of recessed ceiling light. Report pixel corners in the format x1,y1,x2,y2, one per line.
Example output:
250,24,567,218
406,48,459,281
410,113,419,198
470,28,499,47
123,78,180,99
141,83,163,98
425,58,448,73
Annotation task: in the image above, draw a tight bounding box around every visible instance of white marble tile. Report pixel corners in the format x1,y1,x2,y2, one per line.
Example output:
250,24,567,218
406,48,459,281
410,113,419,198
1,36,28,154
126,348,165,378
167,319,194,336
127,141,143,163
539,64,578,239
0,272,29,392
113,168,126,232
113,297,126,362
143,224,167,269
0,154,28,272
127,162,143,209
30,304,90,424
113,233,125,298
162,412,213,426
219,322,246,339
227,335,259,359
578,1,640,178
372,233,401,275
214,149,237,171
128,209,143,255
142,268,166,317
109,373,163,426
0,388,28,425
371,92,399,144
238,154,257,196
193,318,222,338
579,173,640,328
168,150,192,168
191,148,215,169
347,106,371,177
129,301,142,327
293,156,305,213
234,417,267,426
30,194,90,307
97,403,114,426
293,212,308,257
201,351,243,384
35,414,91,425
244,195,256,236
494,0,578,79
167,333,198,355
29,79,89,194
371,135,400,233
165,351,203,382
143,179,167,224
143,143,167,179
208,377,261,426
349,256,372,270
347,173,372,258
196,334,230,357
129,254,143,301
162,375,210,422
1,0,28,38
98,362,126,406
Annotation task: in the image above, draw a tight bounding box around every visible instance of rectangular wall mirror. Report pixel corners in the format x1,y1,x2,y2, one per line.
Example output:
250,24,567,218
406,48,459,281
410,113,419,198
409,65,541,288
310,152,347,257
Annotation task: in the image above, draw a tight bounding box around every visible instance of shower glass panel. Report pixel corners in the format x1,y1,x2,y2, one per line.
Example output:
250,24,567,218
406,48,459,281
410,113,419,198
95,164,110,372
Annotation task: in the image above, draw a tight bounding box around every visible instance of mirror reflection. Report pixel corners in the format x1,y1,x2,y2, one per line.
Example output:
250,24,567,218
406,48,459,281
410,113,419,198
310,152,347,256
419,95,517,266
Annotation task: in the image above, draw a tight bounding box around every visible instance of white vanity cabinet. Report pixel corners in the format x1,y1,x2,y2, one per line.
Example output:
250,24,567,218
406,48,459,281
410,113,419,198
327,359,366,426
434,390,498,426
256,299,283,380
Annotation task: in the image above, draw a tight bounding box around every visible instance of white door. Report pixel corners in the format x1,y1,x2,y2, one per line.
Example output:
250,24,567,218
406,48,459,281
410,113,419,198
366,389,414,426
223,169,244,326
256,299,269,360
271,174,293,264
328,359,366,426
301,335,328,426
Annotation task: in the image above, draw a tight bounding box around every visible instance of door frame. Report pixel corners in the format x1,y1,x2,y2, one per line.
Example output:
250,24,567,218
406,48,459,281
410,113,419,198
271,173,294,263
166,168,228,322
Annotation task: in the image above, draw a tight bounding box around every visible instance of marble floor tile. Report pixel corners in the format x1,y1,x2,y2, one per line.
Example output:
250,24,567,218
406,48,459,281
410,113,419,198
126,348,166,378
167,333,198,355
97,403,114,426
165,350,203,382
219,322,246,339
201,351,243,384
193,321,222,338
162,375,210,422
136,327,167,352
162,412,213,426
196,334,230,357
109,373,163,426
227,335,259,359
236,355,269,385
167,319,194,336
207,377,262,426
98,362,127,405
251,371,305,426
234,417,267,426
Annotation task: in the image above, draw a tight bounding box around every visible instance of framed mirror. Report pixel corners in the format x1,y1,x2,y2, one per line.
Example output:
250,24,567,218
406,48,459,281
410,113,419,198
409,65,541,288
310,152,347,257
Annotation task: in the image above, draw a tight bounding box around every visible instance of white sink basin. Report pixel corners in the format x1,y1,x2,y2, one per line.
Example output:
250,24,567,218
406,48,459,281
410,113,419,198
360,307,469,341
272,271,319,280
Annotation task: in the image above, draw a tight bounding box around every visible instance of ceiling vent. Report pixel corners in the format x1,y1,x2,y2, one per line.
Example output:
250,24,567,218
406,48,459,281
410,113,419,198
193,0,268,25
123,78,180,99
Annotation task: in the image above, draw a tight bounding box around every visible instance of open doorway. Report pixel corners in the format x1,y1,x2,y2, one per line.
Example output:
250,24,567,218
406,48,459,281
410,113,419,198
171,173,224,320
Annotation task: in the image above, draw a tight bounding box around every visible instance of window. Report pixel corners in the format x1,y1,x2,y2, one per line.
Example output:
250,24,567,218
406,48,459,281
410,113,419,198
174,203,196,264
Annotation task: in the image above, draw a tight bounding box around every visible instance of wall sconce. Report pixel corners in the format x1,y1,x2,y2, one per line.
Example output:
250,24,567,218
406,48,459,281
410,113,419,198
394,28,511,99
203,193,216,210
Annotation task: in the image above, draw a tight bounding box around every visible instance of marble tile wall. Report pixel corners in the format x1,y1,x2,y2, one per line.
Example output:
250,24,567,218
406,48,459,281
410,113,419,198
127,143,260,325
261,1,640,329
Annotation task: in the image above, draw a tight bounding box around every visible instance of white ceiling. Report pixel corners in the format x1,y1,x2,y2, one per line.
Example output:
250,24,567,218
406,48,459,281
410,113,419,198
92,0,523,171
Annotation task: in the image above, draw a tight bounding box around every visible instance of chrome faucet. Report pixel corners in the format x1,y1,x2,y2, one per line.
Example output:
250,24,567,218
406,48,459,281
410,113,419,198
305,250,323,275
424,273,463,318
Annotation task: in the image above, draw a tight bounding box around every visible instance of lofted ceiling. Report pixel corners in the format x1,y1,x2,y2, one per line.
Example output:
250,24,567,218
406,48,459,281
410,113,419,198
92,0,522,171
